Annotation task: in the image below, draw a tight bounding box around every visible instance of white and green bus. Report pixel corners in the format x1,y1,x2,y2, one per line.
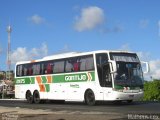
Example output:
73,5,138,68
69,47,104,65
15,50,148,105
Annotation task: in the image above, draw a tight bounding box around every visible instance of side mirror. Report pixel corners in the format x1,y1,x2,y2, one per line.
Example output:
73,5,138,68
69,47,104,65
141,61,149,74
108,60,117,73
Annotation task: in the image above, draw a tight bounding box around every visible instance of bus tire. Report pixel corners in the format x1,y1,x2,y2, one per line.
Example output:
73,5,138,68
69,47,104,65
33,90,41,104
85,89,96,106
26,91,33,104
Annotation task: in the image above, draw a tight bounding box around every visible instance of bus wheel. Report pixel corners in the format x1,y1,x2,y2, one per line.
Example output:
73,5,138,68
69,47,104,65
26,91,33,104
85,89,96,106
33,90,41,104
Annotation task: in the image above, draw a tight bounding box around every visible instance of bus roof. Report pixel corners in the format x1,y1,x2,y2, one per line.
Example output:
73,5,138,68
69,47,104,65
15,50,135,65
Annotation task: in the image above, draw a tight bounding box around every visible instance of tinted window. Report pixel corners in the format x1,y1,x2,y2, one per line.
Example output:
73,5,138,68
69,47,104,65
27,64,33,76
16,55,94,77
23,65,28,76
65,57,80,72
53,60,65,73
46,62,54,74
33,63,41,75
65,59,74,72
85,56,94,70
80,55,94,71
110,53,139,62
41,61,54,74
16,65,23,77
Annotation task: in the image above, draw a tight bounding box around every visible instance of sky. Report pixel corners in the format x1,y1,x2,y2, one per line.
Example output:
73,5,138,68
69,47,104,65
0,0,160,80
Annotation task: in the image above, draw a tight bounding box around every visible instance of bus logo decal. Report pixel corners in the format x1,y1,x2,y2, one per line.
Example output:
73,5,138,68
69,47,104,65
35,76,51,92
87,72,92,81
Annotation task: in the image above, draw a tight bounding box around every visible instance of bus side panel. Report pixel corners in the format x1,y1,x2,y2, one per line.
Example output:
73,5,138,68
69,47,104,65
15,84,38,99
15,85,25,99
65,82,85,101
47,83,66,100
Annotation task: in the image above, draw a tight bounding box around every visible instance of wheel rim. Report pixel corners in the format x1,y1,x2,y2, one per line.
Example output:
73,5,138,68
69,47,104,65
86,90,95,105
34,91,40,103
26,92,33,103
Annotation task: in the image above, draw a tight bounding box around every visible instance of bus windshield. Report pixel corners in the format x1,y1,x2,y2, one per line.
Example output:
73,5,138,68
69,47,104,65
110,53,144,89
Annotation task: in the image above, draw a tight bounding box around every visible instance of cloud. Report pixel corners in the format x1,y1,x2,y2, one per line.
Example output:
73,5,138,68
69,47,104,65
146,60,160,80
137,52,160,80
11,43,48,64
30,43,48,57
28,14,45,25
11,47,29,63
74,6,105,32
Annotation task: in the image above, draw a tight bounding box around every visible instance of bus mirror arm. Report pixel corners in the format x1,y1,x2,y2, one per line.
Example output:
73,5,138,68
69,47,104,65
108,60,117,74
141,61,149,74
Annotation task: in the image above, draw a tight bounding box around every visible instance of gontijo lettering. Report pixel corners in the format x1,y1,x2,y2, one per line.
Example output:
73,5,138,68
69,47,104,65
65,75,87,81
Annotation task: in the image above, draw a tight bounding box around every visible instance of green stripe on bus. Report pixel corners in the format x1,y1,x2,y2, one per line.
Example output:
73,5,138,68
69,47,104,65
45,84,50,92
41,76,47,83
15,77,35,84
15,72,95,84
31,77,35,84
53,72,95,83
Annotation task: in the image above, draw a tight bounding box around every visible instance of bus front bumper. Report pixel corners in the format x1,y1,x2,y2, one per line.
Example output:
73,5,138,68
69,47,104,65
104,90,144,101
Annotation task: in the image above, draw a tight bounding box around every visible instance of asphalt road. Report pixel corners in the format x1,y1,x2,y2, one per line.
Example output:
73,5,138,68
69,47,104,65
0,100,160,120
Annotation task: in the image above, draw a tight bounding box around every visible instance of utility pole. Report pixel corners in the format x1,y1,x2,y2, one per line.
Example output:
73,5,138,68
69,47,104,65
2,25,12,99
6,25,12,81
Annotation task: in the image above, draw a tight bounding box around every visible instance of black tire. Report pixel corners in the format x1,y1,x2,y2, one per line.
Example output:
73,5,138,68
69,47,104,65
33,91,41,104
85,89,96,106
26,91,33,104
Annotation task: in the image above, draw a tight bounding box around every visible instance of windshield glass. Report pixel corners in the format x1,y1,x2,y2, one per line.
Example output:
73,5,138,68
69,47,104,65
110,53,143,89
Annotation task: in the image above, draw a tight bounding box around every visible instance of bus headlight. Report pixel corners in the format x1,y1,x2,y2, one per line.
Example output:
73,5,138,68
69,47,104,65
139,89,143,92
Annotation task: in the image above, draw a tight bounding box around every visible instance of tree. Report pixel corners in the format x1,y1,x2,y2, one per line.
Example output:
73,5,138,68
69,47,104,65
0,74,5,80
143,79,160,101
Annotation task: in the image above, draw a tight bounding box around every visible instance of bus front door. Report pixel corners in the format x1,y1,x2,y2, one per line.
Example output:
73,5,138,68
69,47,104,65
102,64,113,101
96,53,112,101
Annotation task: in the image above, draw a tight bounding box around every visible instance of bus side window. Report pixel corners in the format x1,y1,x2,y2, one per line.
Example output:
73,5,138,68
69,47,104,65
28,66,33,76
17,65,23,77
73,60,80,72
33,63,41,75
65,60,73,72
40,63,47,75
23,65,28,76
79,55,94,71
53,60,65,73
80,58,86,71
85,56,94,70
47,63,53,74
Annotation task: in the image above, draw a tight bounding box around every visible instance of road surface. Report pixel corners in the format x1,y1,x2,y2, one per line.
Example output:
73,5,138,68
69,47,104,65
0,100,159,120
